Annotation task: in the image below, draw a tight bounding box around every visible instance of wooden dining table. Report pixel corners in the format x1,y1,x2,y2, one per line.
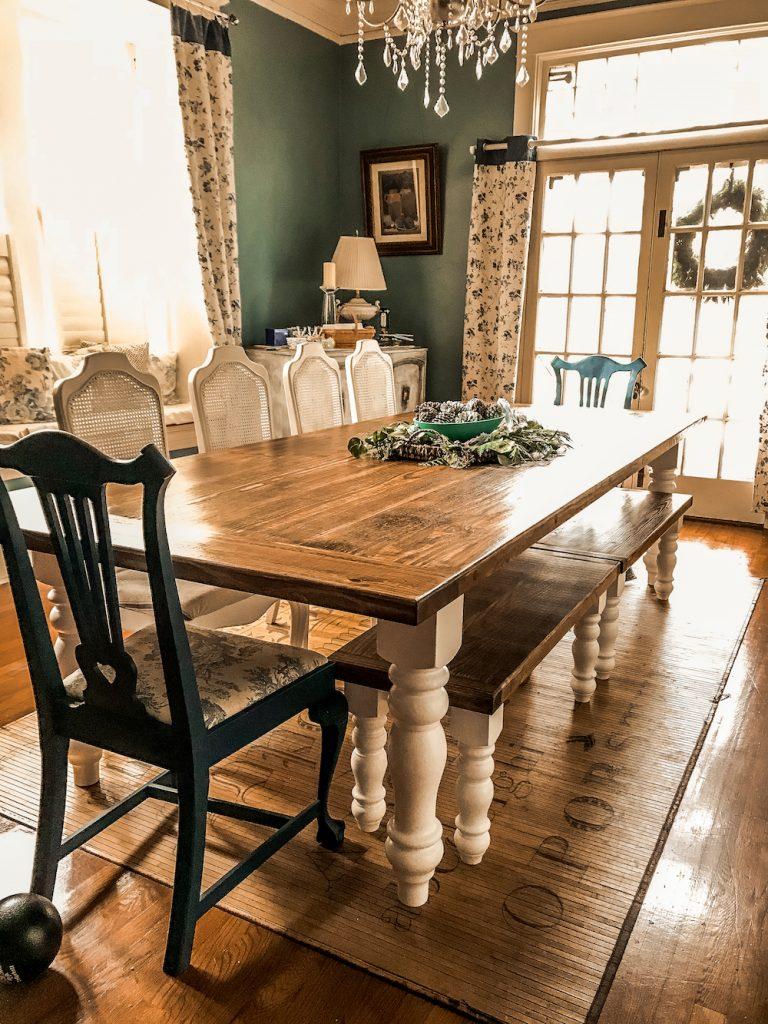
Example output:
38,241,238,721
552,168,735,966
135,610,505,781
11,405,701,907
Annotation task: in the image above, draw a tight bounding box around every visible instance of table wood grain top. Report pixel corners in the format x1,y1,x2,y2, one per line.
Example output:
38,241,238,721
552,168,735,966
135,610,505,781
11,407,701,624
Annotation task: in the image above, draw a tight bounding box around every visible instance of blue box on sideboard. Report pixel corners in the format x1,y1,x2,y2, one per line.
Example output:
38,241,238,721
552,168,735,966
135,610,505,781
265,328,289,347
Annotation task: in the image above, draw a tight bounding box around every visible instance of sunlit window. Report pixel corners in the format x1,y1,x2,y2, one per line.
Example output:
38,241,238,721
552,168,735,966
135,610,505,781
543,35,768,141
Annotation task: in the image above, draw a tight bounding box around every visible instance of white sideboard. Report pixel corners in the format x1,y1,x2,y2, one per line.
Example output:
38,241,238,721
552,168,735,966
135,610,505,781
246,344,427,438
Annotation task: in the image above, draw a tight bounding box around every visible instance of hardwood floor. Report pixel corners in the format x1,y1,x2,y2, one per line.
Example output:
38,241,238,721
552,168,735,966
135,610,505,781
0,521,766,1024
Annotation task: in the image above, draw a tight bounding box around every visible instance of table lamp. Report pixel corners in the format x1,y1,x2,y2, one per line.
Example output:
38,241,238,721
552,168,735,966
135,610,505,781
332,235,386,324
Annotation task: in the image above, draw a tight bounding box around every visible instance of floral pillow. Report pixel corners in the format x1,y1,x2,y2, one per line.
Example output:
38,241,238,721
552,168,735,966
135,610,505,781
0,347,55,424
50,341,151,380
149,351,178,402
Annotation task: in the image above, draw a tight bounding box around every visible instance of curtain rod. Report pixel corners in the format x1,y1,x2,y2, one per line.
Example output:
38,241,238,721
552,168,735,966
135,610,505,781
469,138,538,155
148,0,238,25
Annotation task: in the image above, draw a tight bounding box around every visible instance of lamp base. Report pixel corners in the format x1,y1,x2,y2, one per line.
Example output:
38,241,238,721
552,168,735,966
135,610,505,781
339,295,380,323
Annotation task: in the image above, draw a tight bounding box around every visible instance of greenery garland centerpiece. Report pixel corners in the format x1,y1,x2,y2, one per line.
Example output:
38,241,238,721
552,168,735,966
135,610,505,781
348,398,571,470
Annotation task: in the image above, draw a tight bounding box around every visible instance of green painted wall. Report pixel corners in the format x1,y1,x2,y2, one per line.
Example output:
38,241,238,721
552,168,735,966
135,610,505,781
230,5,517,397
337,45,517,399
230,1,339,346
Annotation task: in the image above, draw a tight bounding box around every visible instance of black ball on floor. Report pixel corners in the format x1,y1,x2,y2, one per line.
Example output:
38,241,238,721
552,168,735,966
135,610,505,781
0,893,63,983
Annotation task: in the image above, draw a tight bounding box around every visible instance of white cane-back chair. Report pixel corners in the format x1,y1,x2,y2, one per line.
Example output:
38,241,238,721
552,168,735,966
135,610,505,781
54,351,280,634
189,346,309,646
345,338,397,422
283,341,344,435
189,346,273,453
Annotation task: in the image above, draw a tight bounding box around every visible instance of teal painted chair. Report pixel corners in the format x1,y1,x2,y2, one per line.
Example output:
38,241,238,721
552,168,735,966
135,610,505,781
552,355,647,410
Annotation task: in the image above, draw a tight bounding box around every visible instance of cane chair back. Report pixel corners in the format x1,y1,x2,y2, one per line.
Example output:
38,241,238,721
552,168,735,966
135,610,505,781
190,346,273,453
283,341,344,435
345,338,397,422
551,355,646,410
55,351,168,459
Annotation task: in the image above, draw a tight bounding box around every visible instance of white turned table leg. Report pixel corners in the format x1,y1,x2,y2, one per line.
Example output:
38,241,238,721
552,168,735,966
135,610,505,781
596,573,625,681
451,705,504,866
377,597,463,907
645,444,679,597
32,553,103,787
345,683,389,833
643,543,659,588
571,594,606,703
654,518,681,602
288,602,310,647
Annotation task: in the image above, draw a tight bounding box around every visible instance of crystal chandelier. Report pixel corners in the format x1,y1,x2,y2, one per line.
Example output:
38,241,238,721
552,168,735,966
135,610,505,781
348,0,543,118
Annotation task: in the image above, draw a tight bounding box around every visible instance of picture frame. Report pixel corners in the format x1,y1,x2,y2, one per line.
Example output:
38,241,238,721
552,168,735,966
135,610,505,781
360,144,442,257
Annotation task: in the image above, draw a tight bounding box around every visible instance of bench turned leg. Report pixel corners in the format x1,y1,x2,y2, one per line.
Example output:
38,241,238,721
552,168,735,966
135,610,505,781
377,598,464,907
571,594,606,703
345,683,389,833
452,706,504,866
644,444,679,592
654,519,681,602
596,574,625,681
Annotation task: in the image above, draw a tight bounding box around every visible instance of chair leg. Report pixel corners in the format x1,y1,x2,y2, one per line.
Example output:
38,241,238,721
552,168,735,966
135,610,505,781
31,734,69,901
163,766,209,977
268,601,281,625
309,691,347,851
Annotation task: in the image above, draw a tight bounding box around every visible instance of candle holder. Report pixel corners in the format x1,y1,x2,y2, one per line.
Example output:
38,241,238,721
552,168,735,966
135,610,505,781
321,287,338,326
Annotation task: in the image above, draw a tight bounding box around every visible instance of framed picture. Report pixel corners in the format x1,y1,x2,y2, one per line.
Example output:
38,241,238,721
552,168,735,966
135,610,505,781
360,144,442,257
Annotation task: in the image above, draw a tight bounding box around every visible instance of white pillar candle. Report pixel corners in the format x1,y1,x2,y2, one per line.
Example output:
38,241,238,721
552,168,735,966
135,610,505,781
323,261,336,290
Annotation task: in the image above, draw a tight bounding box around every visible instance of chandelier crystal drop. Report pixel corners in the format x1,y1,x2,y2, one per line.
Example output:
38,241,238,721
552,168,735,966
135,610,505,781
350,0,543,115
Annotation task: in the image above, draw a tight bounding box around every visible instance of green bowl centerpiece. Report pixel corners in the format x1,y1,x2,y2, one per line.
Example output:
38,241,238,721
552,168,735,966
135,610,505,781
415,416,503,441
414,398,506,441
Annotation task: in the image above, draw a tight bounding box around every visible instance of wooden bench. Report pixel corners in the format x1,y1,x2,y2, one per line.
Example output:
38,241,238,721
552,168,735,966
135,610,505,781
534,488,692,600
333,490,692,866
334,548,619,864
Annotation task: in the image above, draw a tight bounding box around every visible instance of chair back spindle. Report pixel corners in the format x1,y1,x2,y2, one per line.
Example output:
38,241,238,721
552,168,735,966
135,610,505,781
551,355,646,410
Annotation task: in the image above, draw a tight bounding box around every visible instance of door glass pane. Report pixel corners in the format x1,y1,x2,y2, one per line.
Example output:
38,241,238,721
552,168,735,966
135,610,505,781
574,172,610,231
654,357,691,413
703,229,741,290
688,358,730,418
543,175,576,232
602,297,635,355
734,294,768,358
695,297,733,356
571,235,605,292
609,170,644,231
682,420,722,478
751,162,768,222
721,420,760,481
659,295,695,355
539,236,571,292
605,235,640,292
742,230,768,290
532,353,557,405
568,297,601,352
672,165,708,226
709,163,748,225
668,233,701,290
536,297,568,351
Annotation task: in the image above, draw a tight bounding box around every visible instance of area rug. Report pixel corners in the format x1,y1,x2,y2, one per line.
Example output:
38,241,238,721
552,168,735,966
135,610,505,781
0,540,759,1024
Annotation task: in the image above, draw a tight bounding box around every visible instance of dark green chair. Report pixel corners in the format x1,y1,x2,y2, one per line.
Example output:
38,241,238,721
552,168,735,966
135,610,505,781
0,430,347,976
552,355,646,410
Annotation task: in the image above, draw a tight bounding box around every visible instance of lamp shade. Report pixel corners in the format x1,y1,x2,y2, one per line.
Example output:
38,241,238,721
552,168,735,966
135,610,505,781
332,236,386,291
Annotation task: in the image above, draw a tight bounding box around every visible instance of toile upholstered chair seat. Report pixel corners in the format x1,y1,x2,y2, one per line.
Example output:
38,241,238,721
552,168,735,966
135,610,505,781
63,624,326,729
114,567,257,625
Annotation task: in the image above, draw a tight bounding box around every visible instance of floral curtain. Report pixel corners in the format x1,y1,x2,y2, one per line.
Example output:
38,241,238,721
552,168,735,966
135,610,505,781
171,4,241,346
461,137,537,402
753,319,768,514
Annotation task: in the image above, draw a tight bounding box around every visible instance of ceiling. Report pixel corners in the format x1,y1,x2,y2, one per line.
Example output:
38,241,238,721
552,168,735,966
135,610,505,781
248,0,611,46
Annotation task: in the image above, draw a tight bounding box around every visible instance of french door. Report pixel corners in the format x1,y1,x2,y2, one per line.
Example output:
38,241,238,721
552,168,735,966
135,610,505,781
520,141,768,523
